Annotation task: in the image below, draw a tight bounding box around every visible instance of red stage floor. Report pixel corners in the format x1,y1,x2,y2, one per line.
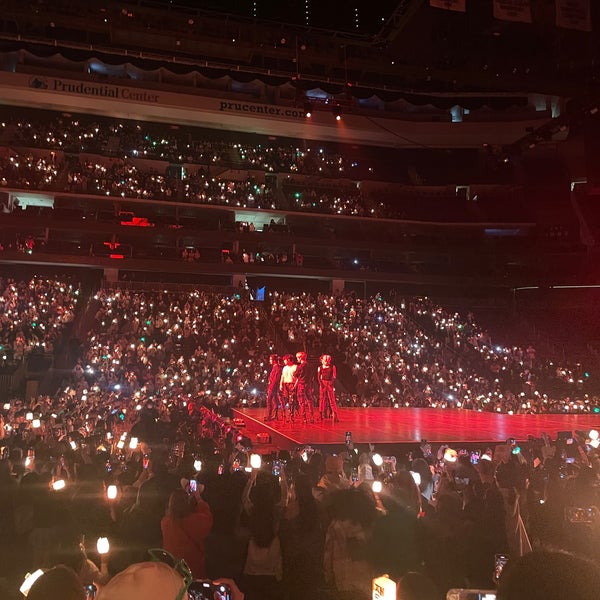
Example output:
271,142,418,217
233,407,600,449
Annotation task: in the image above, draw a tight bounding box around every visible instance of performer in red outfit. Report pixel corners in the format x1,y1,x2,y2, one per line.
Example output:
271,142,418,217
161,487,213,578
318,354,339,422
265,354,283,421
295,351,314,424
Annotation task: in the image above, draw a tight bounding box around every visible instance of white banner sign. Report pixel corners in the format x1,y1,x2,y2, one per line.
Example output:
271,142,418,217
493,0,532,23
556,0,591,32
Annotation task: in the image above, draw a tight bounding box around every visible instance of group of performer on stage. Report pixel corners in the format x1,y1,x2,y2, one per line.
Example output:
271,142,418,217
265,352,339,424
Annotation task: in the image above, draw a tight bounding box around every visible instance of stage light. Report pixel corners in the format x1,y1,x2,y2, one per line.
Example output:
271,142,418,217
332,105,342,121
304,102,313,118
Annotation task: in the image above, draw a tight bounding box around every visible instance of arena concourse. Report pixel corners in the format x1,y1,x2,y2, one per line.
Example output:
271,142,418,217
1,2,600,600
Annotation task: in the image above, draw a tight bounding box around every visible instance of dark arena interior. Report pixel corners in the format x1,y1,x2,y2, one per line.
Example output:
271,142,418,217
2,1,600,599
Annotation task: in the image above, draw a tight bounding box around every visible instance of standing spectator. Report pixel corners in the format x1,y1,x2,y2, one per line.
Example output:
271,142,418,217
241,470,284,600
280,473,324,600
117,484,164,569
323,486,378,600
369,472,422,581
161,487,213,579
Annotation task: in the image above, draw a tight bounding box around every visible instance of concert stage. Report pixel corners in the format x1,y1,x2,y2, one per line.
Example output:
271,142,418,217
233,407,600,451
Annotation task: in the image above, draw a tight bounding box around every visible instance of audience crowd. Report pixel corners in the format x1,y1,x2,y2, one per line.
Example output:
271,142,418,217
50,285,600,415
267,291,598,413
5,282,597,415
1,112,369,175
0,111,493,224
0,153,60,190
182,172,274,209
0,279,599,599
65,160,178,202
0,388,599,600
285,184,372,217
0,277,79,362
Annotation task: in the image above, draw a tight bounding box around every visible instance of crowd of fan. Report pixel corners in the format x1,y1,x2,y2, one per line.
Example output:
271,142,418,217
0,146,456,223
0,111,427,221
71,286,600,415
267,292,598,414
0,281,599,598
233,143,363,178
81,288,272,406
0,235,37,255
0,153,60,190
2,115,226,163
0,112,369,178
65,160,178,201
0,387,599,600
1,279,597,414
182,172,274,209
0,278,79,362
0,151,274,210
285,185,373,217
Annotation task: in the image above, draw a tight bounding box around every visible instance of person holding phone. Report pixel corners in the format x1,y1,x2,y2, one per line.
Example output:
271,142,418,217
161,487,213,579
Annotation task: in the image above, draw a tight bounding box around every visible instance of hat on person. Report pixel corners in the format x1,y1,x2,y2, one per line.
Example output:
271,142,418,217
96,562,187,600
